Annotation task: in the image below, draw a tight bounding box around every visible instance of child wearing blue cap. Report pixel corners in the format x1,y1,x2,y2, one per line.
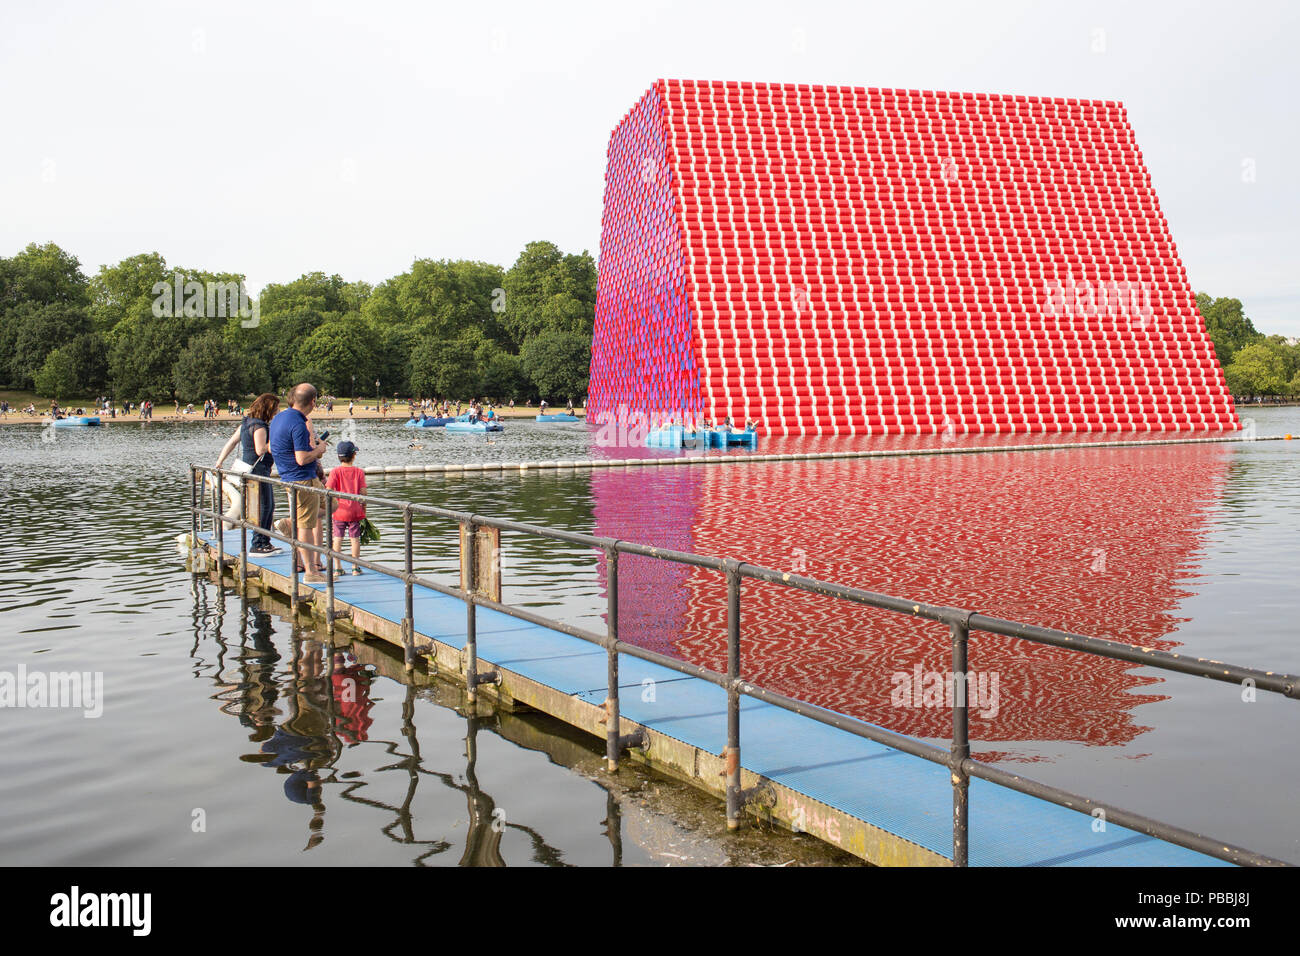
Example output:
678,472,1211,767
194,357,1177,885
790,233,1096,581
325,440,367,573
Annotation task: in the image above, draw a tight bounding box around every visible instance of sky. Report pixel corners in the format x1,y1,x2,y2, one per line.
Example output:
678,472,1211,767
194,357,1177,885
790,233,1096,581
1,0,1296,334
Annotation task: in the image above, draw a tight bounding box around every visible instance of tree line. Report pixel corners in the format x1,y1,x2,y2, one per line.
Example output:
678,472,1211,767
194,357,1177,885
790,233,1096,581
1195,293,1300,400
0,240,595,405
2,241,1295,406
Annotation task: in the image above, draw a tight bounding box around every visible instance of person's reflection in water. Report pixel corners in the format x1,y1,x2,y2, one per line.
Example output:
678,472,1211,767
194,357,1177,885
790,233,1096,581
331,650,375,745
260,635,336,849
238,607,281,742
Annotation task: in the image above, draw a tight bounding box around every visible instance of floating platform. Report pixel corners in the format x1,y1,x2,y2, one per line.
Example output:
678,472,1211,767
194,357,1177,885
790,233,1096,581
536,414,581,422
197,529,1232,867
51,416,101,427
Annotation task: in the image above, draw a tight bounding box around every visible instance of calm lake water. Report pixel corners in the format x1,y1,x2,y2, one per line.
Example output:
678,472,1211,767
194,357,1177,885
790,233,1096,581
1,408,1297,865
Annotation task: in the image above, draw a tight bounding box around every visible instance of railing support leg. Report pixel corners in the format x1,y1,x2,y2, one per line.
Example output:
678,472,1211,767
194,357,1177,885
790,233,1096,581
605,546,620,771
725,559,742,830
239,474,249,591
950,617,971,867
325,487,335,633
403,507,414,671
189,465,199,574
290,484,300,616
465,517,478,700
213,468,224,583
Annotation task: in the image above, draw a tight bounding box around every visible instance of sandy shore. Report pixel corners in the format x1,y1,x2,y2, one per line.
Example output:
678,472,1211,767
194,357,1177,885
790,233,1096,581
0,405,586,425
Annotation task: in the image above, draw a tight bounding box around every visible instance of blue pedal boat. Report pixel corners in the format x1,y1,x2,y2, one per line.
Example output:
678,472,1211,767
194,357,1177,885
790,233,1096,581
403,416,455,428
445,414,504,433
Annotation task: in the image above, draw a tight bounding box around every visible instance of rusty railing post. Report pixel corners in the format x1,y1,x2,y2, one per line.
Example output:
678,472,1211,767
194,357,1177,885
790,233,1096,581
325,486,335,634
237,473,249,590
189,465,198,573
725,558,743,830
464,515,479,700
239,474,249,590
605,543,620,771
403,506,414,671
951,616,971,867
214,467,224,583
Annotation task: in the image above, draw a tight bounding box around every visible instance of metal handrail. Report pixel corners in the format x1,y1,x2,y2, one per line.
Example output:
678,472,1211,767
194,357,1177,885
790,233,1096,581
189,463,1299,867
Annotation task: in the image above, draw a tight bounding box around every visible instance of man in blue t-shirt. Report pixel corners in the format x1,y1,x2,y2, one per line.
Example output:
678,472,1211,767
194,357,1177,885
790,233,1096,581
269,383,331,580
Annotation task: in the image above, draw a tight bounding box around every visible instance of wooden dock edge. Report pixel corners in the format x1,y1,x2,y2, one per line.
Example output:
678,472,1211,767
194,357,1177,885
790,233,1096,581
210,546,949,867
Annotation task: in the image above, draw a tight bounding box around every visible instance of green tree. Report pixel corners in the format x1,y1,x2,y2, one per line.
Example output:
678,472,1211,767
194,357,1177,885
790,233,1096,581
8,301,93,389
243,352,274,396
359,277,405,327
0,312,18,384
481,350,529,402
397,259,507,344
0,242,91,313
521,330,590,402
291,316,377,395
63,332,109,394
33,347,79,398
408,338,480,399
501,241,597,349
252,309,327,391
172,331,248,403
370,319,415,397
1223,343,1289,398
108,313,188,402
259,272,371,316
90,252,168,333
1196,293,1262,366
1261,335,1300,384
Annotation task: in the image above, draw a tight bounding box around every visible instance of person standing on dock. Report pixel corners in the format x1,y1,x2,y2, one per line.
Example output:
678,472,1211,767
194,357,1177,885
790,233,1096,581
269,384,331,581
326,441,366,574
214,392,282,554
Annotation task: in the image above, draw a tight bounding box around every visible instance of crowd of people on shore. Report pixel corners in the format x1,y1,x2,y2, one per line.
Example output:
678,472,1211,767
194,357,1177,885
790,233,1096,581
7,392,575,423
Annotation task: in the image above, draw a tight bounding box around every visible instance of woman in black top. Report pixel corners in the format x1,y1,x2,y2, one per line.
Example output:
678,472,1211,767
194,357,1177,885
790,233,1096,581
216,392,281,552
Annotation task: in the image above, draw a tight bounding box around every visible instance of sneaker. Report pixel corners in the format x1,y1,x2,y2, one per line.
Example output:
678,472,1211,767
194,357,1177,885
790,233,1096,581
250,545,282,555
351,568,363,575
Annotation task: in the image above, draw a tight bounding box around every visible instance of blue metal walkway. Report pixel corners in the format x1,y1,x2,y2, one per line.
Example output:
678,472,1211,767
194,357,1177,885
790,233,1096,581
201,532,1230,867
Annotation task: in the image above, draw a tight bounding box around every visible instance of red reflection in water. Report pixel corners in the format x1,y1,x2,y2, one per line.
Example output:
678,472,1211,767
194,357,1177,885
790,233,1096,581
591,467,703,660
594,443,1229,759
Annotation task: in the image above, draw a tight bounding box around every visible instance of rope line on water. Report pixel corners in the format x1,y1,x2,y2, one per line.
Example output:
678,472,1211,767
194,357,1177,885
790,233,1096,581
363,434,1288,476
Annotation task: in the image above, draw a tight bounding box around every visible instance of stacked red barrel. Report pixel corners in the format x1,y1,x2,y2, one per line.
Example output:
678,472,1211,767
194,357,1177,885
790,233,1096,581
590,79,1239,437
